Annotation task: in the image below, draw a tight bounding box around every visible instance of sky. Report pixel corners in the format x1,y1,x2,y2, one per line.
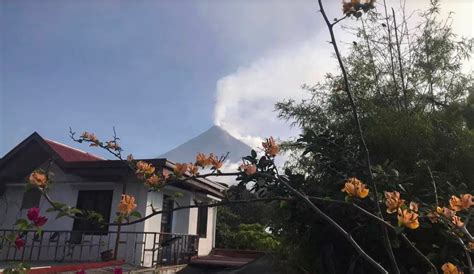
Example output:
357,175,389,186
1,0,472,159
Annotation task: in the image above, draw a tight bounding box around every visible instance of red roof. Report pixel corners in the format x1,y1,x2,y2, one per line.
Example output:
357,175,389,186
45,139,104,162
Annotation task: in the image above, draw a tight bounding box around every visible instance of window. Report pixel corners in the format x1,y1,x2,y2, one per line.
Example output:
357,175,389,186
161,195,174,233
21,188,41,209
197,206,208,238
72,190,113,235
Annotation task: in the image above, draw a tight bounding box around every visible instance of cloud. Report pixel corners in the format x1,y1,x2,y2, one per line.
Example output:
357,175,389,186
214,33,334,147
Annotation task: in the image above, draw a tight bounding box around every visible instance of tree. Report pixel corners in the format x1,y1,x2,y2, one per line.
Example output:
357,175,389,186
216,185,277,250
275,0,473,273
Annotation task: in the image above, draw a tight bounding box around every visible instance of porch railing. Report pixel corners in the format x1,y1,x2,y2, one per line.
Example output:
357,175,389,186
0,229,199,267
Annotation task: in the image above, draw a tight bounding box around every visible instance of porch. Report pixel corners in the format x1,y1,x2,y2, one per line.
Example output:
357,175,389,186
0,229,199,267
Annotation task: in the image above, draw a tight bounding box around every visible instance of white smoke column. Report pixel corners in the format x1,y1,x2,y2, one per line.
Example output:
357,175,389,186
214,34,333,147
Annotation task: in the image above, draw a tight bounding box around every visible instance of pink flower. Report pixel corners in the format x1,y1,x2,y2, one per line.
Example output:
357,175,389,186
27,207,40,222
15,235,25,250
114,267,123,274
27,207,48,227
33,216,48,227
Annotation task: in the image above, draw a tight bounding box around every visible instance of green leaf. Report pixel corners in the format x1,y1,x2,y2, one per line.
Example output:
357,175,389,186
14,219,29,227
55,211,69,220
173,192,184,198
69,208,82,215
5,233,16,242
52,202,67,210
46,207,57,213
130,211,142,218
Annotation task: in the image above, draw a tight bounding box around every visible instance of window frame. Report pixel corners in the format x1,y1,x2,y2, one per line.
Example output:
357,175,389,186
72,190,114,235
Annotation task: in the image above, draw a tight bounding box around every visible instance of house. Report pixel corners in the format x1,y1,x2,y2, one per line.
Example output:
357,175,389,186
0,132,227,267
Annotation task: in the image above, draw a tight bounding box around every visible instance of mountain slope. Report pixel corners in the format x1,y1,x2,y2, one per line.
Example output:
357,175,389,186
160,125,252,163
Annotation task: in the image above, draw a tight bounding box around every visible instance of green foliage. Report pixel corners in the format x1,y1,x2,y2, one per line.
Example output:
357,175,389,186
216,186,279,251
274,2,473,273
217,216,279,251
3,262,30,274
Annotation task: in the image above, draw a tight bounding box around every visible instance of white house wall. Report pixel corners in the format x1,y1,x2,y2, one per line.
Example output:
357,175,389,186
0,162,219,265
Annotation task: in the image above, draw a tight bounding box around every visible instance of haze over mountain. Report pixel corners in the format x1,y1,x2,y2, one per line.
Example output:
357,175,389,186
160,125,252,164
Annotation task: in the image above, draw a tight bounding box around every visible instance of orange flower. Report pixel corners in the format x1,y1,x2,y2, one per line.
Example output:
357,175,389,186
29,171,48,189
81,131,97,141
451,216,464,228
342,2,355,14
427,211,440,223
145,174,163,187
105,141,120,150
341,177,369,199
384,191,405,214
409,201,419,213
262,137,279,157
437,206,456,219
468,242,474,251
240,164,257,176
187,164,199,176
441,262,463,274
195,153,211,167
397,208,419,229
81,131,99,146
209,154,223,170
136,161,155,175
173,163,189,177
449,194,473,211
117,194,137,215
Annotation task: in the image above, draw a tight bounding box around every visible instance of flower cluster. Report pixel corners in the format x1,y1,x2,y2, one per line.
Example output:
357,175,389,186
173,163,189,177
449,194,473,212
384,191,419,229
342,0,376,17
384,191,405,214
13,208,48,250
105,141,121,151
262,137,279,157
117,194,137,216
81,131,99,146
427,194,472,228
441,262,463,274
239,164,257,176
15,235,25,250
193,153,225,171
397,202,419,230
135,161,155,178
144,174,166,188
27,207,48,227
341,177,369,198
29,170,48,189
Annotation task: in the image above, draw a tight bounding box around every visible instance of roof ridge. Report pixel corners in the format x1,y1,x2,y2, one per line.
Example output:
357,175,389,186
44,138,105,160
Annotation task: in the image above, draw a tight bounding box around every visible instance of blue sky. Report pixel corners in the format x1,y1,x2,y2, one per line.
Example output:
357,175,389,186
1,0,471,159
0,0,322,158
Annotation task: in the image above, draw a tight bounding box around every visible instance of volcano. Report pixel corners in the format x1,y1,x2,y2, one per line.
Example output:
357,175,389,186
160,125,252,163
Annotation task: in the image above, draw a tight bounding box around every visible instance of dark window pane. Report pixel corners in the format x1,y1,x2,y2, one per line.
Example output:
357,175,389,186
21,188,41,209
161,195,174,233
72,190,113,236
197,206,208,238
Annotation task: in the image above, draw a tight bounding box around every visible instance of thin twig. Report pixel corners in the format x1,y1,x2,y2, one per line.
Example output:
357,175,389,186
427,165,439,207
392,8,408,109
316,0,400,272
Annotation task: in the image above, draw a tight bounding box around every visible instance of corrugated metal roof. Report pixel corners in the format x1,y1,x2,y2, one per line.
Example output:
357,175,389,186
44,139,104,162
